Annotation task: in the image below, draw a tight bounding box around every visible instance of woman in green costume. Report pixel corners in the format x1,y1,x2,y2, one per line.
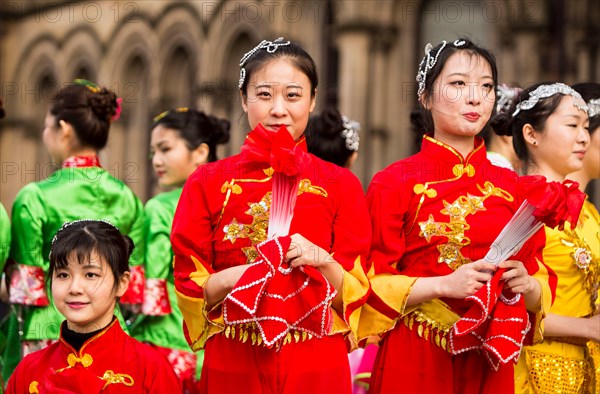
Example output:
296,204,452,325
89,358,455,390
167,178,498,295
2,80,144,381
131,108,229,392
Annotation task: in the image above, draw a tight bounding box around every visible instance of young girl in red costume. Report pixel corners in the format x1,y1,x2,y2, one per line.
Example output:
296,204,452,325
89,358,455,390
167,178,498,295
171,38,371,393
359,39,583,393
6,220,180,393
3,80,144,380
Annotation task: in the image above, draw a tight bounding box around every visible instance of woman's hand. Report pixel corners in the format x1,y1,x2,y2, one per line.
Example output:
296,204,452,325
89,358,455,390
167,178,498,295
285,233,343,310
498,260,536,294
498,259,541,312
439,260,496,299
286,234,333,269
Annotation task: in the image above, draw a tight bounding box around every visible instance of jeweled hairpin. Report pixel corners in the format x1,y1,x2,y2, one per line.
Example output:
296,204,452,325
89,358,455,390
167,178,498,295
588,98,600,118
416,39,467,98
512,83,588,117
152,107,190,123
49,219,120,260
496,84,522,114
238,37,291,89
341,115,360,151
74,79,101,93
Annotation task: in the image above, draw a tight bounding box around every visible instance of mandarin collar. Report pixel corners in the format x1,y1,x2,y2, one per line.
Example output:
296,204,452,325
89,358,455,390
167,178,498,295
61,155,101,168
420,134,487,168
58,318,121,359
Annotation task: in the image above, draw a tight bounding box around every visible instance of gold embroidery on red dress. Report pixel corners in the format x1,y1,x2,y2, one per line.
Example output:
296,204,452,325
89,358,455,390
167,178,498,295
223,179,328,262
418,181,513,270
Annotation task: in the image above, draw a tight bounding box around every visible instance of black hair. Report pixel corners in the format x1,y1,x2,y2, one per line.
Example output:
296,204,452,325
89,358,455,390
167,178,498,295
151,109,230,162
490,82,567,166
48,220,133,291
49,82,118,150
306,107,355,167
572,82,600,134
411,38,498,137
239,39,318,98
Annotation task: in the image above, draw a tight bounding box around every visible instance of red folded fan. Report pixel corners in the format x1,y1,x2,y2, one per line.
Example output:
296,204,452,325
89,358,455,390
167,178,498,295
449,268,530,370
223,236,336,348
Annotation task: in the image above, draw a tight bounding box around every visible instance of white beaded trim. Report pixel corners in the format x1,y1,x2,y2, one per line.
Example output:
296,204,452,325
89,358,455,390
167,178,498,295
222,237,337,348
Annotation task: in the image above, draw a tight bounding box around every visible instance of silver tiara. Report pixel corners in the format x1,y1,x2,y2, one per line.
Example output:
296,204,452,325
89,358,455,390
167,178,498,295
341,115,360,151
416,39,466,98
512,83,588,117
496,84,522,114
238,37,291,89
588,98,600,118
49,219,120,260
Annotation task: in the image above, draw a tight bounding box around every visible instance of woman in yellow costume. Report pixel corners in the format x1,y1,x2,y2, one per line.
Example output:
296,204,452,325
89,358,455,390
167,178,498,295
491,82,599,393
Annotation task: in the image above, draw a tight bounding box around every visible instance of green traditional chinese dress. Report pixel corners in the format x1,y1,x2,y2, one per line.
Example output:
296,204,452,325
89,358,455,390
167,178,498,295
131,188,202,392
1,202,10,272
3,156,144,381
1,202,11,388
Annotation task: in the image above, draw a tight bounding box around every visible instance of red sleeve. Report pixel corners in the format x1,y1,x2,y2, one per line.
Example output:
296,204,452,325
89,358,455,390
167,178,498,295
329,170,372,330
171,169,218,350
358,168,420,339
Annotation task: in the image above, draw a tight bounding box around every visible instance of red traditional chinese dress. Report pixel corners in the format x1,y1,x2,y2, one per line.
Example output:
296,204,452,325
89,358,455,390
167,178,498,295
6,318,181,393
359,135,564,394
171,125,371,393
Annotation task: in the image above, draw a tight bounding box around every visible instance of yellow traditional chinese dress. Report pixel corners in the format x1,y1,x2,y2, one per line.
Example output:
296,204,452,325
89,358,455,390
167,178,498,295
515,199,600,393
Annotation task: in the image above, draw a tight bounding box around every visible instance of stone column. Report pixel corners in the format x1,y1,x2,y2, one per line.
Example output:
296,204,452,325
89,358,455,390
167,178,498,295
335,29,371,185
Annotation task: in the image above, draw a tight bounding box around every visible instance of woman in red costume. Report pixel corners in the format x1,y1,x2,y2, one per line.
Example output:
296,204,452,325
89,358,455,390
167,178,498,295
171,38,371,393
359,38,583,393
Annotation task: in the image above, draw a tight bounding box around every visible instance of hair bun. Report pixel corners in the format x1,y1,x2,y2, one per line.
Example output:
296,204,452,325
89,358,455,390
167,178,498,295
489,112,513,136
317,107,344,139
210,116,231,145
88,88,118,122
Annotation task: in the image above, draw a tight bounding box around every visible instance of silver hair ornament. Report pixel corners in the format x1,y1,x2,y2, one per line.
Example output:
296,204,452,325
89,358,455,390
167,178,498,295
49,219,120,260
587,98,600,118
416,39,466,98
340,116,360,151
496,84,522,114
238,37,291,89
512,83,588,117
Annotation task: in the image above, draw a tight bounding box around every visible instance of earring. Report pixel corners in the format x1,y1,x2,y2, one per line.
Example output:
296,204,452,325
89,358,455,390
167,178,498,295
532,141,537,145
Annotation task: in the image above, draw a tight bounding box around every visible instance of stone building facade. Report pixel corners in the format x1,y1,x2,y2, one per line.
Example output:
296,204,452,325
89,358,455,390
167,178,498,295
1,0,598,210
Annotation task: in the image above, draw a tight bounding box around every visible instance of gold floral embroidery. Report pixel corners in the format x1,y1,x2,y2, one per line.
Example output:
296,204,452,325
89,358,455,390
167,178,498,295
223,218,246,244
561,227,600,312
100,370,134,390
223,179,327,262
67,352,93,367
418,181,512,270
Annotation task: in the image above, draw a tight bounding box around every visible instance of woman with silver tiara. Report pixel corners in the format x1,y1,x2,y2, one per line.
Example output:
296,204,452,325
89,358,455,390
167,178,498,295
359,39,584,393
493,82,598,393
171,38,371,393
